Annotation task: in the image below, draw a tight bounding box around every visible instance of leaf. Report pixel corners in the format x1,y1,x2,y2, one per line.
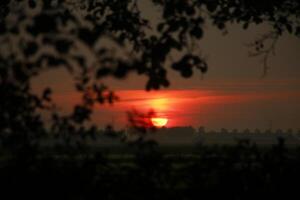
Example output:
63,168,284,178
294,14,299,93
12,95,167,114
185,6,195,16
28,0,36,9
157,23,164,32
96,68,111,78
217,23,225,30
243,22,249,30
78,28,97,46
113,62,129,79
0,22,6,35
55,39,72,54
42,88,52,101
168,21,180,32
206,2,217,12
180,67,193,78
23,41,38,56
33,14,57,34
286,24,293,34
72,105,91,124
161,79,170,87
190,27,203,39
296,26,300,36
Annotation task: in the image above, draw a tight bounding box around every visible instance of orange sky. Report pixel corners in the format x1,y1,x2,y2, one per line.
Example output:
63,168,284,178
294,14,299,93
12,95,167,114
49,87,300,130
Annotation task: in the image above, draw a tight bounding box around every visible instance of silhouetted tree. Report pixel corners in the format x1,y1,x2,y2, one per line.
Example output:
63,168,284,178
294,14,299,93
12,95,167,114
1,2,300,198
198,126,205,134
243,128,251,134
1,0,300,137
221,128,228,133
254,128,261,134
276,129,283,134
231,128,238,134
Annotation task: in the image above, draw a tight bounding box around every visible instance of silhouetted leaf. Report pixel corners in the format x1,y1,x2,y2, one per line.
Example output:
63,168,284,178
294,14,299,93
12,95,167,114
78,28,98,46
96,67,111,78
180,67,193,78
55,39,72,54
296,26,300,36
42,88,52,101
23,41,38,57
206,2,217,12
185,6,195,16
217,22,225,30
0,22,6,35
243,22,249,29
28,0,36,9
157,23,164,32
33,14,57,34
190,27,203,39
114,63,129,79
72,105,91,124
286,24,293,33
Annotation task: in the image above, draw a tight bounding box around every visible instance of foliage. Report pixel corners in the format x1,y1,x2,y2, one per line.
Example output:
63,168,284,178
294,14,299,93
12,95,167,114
0,1,300,198
0,138,299,199
1,0,300,135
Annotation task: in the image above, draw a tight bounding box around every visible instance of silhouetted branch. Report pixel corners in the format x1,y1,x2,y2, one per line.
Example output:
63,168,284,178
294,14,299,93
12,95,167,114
247,31,279,77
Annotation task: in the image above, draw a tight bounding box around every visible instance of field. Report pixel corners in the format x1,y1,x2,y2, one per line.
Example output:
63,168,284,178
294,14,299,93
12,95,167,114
1,133,300,200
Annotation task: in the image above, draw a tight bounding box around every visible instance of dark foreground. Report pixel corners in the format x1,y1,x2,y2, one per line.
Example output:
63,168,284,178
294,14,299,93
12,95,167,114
0,139,299,200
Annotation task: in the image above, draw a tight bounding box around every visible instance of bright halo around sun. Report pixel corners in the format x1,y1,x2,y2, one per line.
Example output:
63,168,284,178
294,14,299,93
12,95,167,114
151,117,168,128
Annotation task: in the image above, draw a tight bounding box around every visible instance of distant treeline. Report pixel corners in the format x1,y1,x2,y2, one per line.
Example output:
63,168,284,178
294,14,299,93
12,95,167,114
126,126,300,135
198,127,300,135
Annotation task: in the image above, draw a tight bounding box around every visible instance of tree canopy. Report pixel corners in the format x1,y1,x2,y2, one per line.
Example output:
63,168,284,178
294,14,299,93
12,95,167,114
0,0,300,140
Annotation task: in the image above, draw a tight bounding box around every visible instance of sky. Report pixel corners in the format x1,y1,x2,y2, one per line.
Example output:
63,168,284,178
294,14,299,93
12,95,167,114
32,2,300,131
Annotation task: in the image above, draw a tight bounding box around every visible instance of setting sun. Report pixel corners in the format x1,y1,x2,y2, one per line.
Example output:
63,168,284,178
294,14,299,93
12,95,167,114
151,117,168,127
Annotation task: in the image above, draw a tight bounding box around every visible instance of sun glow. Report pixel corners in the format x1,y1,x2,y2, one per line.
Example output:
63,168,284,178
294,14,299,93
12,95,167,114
150,98,168,111
151,117,168,127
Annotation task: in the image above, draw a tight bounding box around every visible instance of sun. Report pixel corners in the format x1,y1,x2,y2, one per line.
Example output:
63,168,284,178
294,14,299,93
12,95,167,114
151,117,168,128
